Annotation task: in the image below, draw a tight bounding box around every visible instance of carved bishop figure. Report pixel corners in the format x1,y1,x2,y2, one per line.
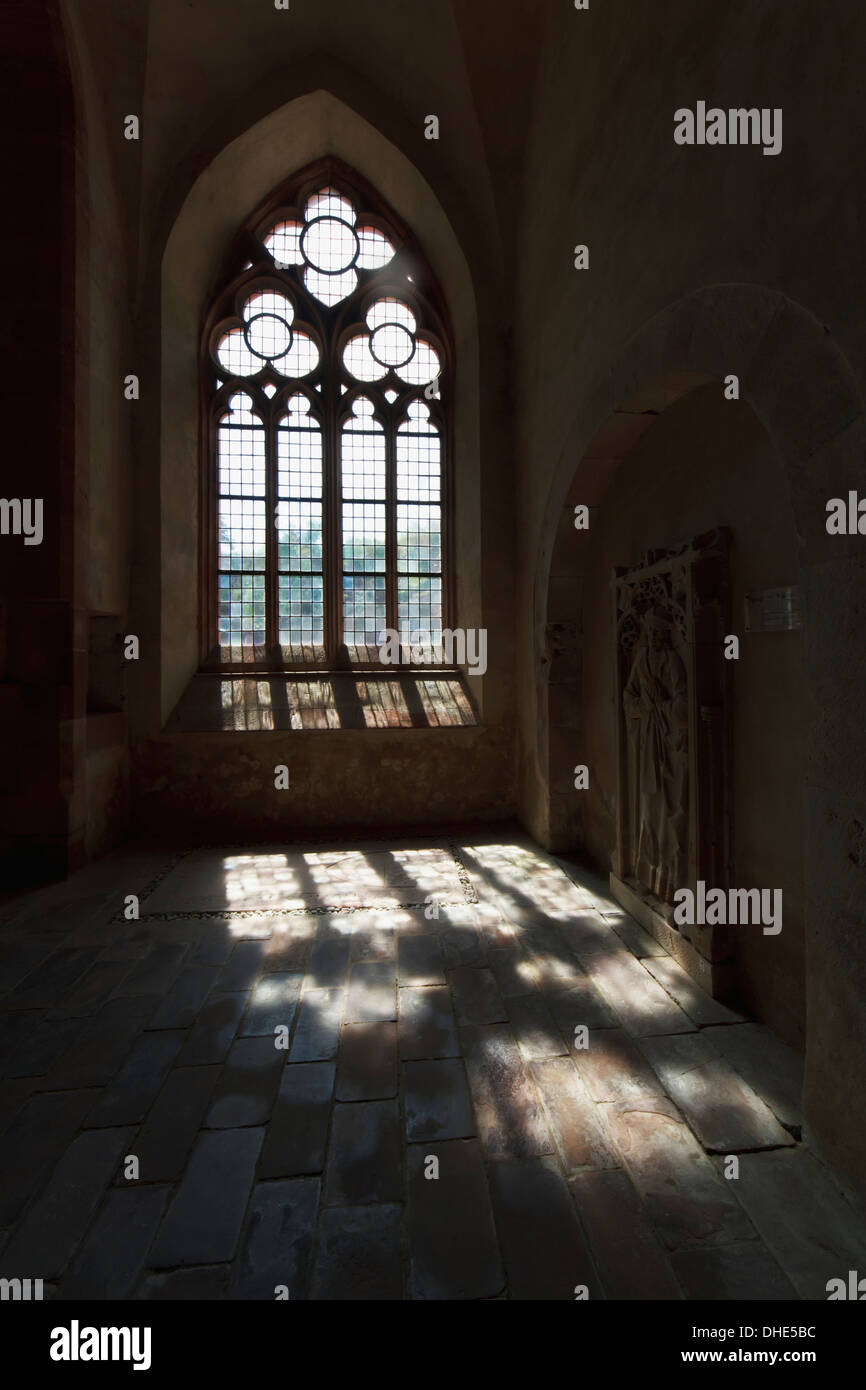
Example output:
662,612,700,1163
622,607,688,904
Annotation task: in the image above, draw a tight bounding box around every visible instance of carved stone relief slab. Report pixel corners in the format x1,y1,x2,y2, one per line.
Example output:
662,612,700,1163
613,529,731,972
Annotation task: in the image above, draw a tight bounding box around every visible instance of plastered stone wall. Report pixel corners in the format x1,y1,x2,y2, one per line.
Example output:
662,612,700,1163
515,2,866,1195
516,2,866,830
580,385,806,1049
39,0,866,1196
112,4,517,833
61,1,142,861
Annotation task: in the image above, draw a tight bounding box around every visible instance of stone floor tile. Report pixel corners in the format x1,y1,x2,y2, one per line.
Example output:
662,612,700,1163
96,928,155,964
521,923,563,958
403,1058,475,1141
582,949,697,1036
490,1155,604,1299
148,922,205,950
85,1030,185,1127
213,940,267,993
476,925,519,959
3,946,100,1010
461,1023,553,1158
572,1027,666,1104
259,1061,335,1178
347,925,397,963
604,909,668,959
4,835,859,1306
449,966,507,1025
111,943,189,997
730,1149,866,1300
0,933,63,996
545,976,617,1037
569,1169,682,1299
0,1079,38,1139
406,1139,504,1299
507,994,567,1060
336,1022,398,1101
239,972,303,1037
58,1186,171,1299
441,928,487,968
149,1127,264,1267
63,919,118,952
191,924,236,967
323,1100,401,1206
0,1089,96,1226
311,1205,403,1300
42,998,146,1090
130,1065,220,1182
0,1014,84,1080
556,911,617,959
670,1242,798,1299
397,934,445,986
398,986,459,1059
146,965,221,1030
0,1126,135,1279
700,1023,804,1131
3,889,115,938
308,938,351,988
487,947,539,998
142,852,262,914
554,858,619,911
176,992,248,1066
470,901,508,930
529,1056,619,1172
390,907,441,938
641,957,745,1026
229,1178,319,1299
261,924,315,972
346,961,397,1023
205,1035,284,1128
527,939,589,992
289,987,344,1061
638,1033,794,1152
607,1100,758,1252
47,959,135,1019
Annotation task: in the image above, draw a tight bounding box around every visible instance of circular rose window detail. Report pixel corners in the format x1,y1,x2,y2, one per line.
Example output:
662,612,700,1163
244,310,293,360
300,216,360,275
369,322,415,369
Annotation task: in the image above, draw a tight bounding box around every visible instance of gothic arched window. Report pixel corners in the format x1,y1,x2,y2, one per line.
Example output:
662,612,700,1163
202,162,450,671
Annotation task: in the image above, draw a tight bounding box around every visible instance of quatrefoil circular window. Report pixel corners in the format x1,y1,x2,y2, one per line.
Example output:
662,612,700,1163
215,290,319,379
369,323,414,368
244,295,294,360
262,186,396,308
300,215,360,275
342,297,439,385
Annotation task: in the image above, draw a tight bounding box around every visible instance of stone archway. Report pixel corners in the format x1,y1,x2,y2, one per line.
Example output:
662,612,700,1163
151,88,483,728
530,282,866,1196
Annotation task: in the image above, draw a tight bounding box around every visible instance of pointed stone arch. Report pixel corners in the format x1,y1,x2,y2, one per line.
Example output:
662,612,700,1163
531,281,866,1193
150,89,482,725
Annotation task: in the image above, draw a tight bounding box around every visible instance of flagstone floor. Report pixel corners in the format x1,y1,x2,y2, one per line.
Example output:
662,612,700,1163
0,830,864,1300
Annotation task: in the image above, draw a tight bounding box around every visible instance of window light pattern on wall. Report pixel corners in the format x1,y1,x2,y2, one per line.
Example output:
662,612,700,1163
208,167,448,669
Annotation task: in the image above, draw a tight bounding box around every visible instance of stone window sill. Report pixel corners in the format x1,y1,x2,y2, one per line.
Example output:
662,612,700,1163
164,671,479,733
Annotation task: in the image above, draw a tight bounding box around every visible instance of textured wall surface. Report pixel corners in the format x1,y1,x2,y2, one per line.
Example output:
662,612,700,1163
33,0,866,1196
580,386,806,1048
